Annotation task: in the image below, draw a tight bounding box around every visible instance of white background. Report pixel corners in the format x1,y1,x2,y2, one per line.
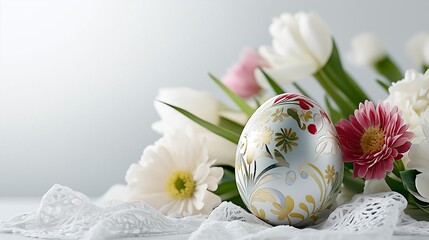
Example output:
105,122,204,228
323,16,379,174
0,0,428,196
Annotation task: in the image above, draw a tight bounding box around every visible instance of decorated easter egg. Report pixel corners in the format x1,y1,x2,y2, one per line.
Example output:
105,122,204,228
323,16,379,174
235,93,343,227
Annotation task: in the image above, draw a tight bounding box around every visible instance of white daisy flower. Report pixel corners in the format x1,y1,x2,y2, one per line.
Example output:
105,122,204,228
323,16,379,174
125,126,224,216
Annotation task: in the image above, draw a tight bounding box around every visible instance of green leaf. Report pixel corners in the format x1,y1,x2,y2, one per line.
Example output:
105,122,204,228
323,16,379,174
374,56,403,83
324,95,343,123
342,169,364,193
376,79,390,92
385,174,408,197
219,116,245,135
258,67,285,95
214,165,235,182
399,170,429,208
313,70,355,116
401,169,419,193
292,82,312,99
215,181,239,197
160,101,240,144
392,159,405,178
319,41,369,104
209,73,255,117
422,65,429,73
253,97,262,108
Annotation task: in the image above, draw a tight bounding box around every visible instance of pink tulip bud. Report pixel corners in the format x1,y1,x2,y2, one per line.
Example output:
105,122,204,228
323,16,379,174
222,48,267,98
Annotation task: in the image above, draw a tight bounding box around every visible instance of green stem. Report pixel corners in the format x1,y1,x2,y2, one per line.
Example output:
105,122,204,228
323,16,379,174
376,79,390,92
292,82,312,99
343,71,371,102
374,56,403,83
313,71,355,116
322,65,365,104
342,169,365,193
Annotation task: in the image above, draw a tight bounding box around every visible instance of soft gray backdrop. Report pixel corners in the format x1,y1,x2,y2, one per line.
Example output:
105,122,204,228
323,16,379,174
0,0,427,196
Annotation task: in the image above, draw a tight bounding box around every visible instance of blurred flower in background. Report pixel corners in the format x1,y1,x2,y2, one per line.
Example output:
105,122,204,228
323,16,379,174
348,33,386,66
406,32,429,70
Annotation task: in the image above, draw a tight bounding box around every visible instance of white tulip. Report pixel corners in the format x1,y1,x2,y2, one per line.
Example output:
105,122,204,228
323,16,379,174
153,87,245,166
257,12,333,85
406,32,429,67
348,33,386,66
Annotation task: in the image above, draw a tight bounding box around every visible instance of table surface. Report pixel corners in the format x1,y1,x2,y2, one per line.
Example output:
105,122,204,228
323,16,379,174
0,198,428,240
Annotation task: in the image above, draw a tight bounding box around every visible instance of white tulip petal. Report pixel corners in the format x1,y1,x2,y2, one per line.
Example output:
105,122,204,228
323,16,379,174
218,110,248,125
201,132,237,166
416,173,429,201
153,87,220,134
256,62,317,88
298,12,333,66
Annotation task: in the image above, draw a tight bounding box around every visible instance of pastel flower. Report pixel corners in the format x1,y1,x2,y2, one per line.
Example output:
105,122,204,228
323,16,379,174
254,126,274,148
271,108,288,122
257,12,333,85
348,33,386,66
406,33,429,67
385,70,429,142
126,127,223,216
335,101,413,179
222,48,266,98
153,87,246,166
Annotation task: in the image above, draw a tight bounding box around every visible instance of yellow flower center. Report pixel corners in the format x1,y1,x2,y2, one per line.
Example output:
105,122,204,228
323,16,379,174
360,126,385,154
166,171,195,199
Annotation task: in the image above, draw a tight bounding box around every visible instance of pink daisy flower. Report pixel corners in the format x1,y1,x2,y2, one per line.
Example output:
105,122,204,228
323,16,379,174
335,101,413,179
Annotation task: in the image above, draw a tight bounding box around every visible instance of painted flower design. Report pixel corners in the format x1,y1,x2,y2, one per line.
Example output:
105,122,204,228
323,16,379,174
300,110,313,122
315,128,340,159
324,165,335,184
254,126,274,148
271,108,288,122
126,127,223,216
275,128,299,153
270,196,294,221
335,101,413,179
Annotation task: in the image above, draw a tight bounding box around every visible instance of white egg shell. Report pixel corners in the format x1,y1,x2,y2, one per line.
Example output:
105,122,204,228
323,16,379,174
235,93,343,227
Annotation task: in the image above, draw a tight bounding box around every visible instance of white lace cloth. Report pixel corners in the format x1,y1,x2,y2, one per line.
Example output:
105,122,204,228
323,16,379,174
1,184,428,240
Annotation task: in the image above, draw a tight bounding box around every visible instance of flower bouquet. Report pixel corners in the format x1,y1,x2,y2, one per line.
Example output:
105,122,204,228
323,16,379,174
126,11,429,220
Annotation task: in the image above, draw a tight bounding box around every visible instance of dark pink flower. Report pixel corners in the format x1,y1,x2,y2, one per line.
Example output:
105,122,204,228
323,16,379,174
335,101,413,179
222,48,267,98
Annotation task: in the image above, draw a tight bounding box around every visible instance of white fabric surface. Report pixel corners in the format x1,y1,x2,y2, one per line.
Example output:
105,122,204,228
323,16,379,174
1,185,429,240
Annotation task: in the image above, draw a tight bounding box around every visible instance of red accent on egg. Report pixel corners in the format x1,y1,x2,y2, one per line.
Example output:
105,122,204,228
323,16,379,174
308,124,317,134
